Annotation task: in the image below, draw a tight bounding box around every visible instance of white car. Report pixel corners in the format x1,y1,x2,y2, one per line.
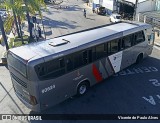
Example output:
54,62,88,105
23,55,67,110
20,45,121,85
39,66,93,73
110,14,121,23
0,10,8,20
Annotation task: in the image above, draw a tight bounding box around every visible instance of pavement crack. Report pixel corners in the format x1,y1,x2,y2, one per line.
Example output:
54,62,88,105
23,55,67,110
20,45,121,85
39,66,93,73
0,82,24,114
0,84,13,103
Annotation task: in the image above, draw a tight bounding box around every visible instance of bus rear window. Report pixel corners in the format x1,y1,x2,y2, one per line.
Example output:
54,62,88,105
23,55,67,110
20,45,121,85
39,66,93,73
7,53,27,77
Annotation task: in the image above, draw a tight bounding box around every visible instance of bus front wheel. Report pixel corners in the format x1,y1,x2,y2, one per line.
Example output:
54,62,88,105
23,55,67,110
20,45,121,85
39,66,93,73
136,53,143,64
77,82,89,96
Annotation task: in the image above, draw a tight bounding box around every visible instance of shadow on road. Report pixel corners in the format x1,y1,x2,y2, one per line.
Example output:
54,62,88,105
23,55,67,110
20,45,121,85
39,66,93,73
40,16,80,29
86,17,95,21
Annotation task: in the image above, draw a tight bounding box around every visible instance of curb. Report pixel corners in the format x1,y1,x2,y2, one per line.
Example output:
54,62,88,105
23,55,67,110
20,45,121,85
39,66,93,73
154,42,160,47
0,58,7,66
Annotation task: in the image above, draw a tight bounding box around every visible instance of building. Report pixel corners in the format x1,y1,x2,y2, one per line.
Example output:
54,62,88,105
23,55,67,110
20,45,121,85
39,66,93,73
137,0,160,28
102,0,117,15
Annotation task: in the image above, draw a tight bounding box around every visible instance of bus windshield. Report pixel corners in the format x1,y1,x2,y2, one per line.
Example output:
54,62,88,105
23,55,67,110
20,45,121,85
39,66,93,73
7,53,27,77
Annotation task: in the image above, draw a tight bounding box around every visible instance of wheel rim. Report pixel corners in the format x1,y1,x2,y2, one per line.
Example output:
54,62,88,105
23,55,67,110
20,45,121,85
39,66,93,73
79,85,87,95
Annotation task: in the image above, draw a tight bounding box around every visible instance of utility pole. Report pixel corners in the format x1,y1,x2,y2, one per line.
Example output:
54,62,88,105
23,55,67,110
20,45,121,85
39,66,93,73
0,15,9,50
133,0,138,21
12,0,21,38
24,0,33,39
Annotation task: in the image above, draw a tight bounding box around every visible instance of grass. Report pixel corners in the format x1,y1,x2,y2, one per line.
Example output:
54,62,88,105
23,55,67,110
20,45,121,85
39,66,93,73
9,35,29,48
14,35,29,42
14,40,28,47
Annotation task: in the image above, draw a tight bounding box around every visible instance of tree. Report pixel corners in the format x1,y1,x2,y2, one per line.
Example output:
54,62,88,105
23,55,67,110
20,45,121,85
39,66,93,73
1,0,25,44
1,0,46,41
2,0,21,37
0,15,9,50
23,0,46,39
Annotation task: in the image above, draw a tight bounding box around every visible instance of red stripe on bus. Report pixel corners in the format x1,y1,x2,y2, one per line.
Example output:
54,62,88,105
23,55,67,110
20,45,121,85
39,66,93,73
92,64,103,82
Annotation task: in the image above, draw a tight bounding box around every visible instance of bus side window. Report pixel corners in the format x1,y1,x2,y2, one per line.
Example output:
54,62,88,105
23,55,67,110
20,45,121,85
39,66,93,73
118,39,122,51
92,47,96,61
148,33,154,44
96,44,105,59
104,43,108,56
74,52,83,68
82,50,88,64
88,49,92,63
44,58,66,79
59,58,65,67
135,31,145,44
123,35,132,48
108,42,111,55
131,34,135,46
35,64,45,77
66,56,74,72
121,38,125,49
110,40,119,53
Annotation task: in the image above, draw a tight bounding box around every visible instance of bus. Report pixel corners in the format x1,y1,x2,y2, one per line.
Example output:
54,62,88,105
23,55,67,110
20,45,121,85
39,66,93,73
7,21,154,112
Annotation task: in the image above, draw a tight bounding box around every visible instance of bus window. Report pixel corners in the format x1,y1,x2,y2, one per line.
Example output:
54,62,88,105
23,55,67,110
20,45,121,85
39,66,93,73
111,40,119,53
104,43,108,54
92,47,96,61
66,55,74,72
96,44,104,59
44,58,65,79
59,58,65,67
82,51,88,64
74,52,83,68
46,59,60,74
88,49,92,63
108,40,119,55
123,35,132,48
108,42,111,55
135,31,145,44
148,33,154,45
118,39,122,50
35,63,45,77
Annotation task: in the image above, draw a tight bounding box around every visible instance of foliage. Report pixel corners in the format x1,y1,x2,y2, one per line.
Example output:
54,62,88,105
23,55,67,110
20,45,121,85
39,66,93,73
24,0,46,18
0,0,46,39
4,15,14,33
9,35,29,48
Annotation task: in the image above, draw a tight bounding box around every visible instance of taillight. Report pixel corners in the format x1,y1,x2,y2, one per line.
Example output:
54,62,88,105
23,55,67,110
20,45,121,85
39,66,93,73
30,95,37,105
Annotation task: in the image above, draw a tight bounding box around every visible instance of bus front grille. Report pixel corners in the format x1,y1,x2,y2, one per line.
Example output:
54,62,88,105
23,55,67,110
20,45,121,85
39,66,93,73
11,73,27,88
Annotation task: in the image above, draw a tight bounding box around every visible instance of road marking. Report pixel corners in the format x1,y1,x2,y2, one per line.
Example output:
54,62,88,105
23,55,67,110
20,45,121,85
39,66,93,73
142,96,156,105
149,79,160,87
154,45,160,50
114,67,158,76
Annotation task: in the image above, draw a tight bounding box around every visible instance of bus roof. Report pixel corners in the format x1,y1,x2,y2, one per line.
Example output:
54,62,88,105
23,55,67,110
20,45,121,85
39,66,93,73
9,21,152,61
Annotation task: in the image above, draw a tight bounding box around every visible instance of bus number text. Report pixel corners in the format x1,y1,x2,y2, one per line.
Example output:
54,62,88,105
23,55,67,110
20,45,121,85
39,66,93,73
42,85,55,94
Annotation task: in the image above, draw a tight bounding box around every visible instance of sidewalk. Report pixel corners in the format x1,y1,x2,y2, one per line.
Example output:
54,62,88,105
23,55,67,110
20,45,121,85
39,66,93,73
154,31,160,47
0,41,6,65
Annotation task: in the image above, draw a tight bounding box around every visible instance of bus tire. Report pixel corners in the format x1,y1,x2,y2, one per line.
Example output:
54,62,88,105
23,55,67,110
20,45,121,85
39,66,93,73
77,81,89,96
136,53,143,64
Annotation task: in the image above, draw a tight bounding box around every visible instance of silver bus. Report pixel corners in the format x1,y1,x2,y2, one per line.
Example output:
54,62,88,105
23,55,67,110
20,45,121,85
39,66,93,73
7,21,154,112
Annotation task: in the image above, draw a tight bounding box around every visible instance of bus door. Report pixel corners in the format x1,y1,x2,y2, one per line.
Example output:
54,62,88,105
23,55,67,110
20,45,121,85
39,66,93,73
146,28,155,45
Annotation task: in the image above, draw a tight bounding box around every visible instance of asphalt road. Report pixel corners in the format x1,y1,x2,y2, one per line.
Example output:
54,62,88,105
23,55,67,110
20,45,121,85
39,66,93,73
0,0,160,123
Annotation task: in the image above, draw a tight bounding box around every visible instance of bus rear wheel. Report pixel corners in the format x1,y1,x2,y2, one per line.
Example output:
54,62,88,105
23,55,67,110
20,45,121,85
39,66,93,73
136,54,143,64
77,82,89,96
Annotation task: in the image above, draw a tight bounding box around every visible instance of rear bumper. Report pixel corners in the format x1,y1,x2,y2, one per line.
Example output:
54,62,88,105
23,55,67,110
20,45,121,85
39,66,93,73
15,91,41,112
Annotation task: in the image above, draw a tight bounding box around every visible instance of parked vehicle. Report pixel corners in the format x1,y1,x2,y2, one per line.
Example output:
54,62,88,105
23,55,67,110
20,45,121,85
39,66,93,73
44,0,56,4
110,13,121,23
0,11,7,19
95,7,106,15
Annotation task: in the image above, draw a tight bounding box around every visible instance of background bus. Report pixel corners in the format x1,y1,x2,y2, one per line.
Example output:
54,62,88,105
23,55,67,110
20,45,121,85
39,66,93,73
7,21,154,112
